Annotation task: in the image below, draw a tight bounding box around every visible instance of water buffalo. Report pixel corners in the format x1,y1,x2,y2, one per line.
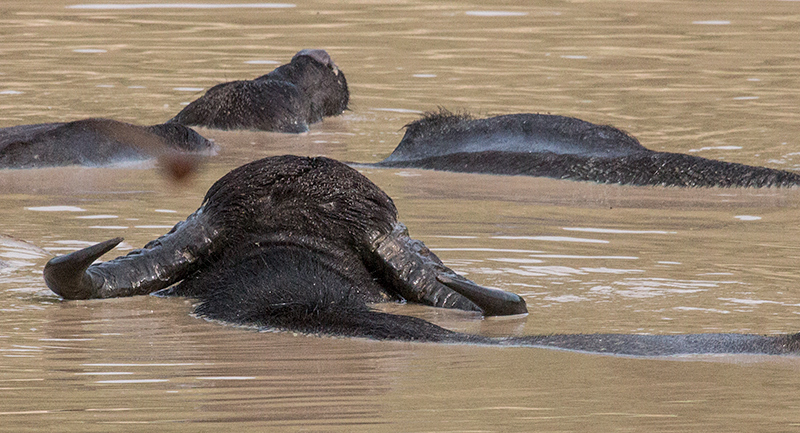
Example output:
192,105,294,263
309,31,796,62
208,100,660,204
169,49,349,133
372,110,800,187
0,118,216,169
43,155,800,356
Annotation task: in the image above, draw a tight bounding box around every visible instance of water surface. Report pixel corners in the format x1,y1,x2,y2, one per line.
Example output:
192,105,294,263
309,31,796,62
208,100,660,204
2,1,800,431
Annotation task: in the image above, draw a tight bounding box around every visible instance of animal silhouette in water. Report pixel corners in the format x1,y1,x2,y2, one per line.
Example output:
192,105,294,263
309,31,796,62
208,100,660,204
44,156,800,356
372,110,800,187
169,49,349,133
0,118,215,170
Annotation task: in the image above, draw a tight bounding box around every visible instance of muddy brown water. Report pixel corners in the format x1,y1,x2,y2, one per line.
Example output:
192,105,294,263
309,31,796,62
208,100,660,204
2,1,800,431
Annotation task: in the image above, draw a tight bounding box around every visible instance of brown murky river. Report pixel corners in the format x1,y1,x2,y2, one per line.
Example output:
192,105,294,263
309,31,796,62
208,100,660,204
2,1,800,431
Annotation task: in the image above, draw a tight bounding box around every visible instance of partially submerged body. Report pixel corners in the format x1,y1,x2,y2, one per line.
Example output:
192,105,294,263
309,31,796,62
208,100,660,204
0,118,216,169
373,110,800,187
169,49,349,133
43,156,800,357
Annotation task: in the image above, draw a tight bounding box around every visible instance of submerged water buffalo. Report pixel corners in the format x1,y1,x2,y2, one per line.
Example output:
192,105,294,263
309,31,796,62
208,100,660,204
169,49,349,133
372,110,800,187
44,155,800,356
0,118,216,169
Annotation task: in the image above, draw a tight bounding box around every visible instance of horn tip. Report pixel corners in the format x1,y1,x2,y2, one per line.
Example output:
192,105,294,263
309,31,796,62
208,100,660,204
43,237,124,300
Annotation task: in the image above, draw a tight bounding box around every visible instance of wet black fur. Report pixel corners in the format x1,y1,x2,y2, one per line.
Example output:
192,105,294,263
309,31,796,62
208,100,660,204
142,156,800,356
0,118,215,168
153,156,472,341
258,54,350,122
373,109,800,187
169,50,349,133
45,155,800,356
168,245,460,341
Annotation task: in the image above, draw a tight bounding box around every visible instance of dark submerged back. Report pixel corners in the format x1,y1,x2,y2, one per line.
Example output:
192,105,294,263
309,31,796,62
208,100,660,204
382,110,648,161
0,118,215,168
375,110,800,187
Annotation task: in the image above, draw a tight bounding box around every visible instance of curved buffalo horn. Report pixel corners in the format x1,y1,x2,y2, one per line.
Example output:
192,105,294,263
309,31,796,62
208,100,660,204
435,274,528,316
370,222,527,316
44,210,219,300
44,237,124,300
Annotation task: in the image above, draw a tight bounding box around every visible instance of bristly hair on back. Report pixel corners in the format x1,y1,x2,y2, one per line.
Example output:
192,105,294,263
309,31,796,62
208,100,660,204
402,107,474,136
